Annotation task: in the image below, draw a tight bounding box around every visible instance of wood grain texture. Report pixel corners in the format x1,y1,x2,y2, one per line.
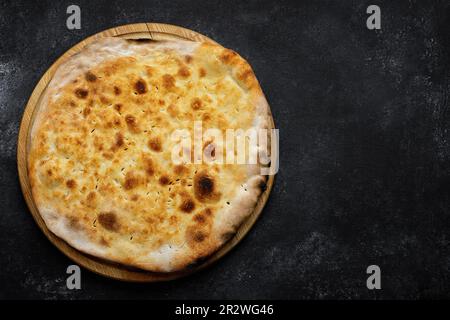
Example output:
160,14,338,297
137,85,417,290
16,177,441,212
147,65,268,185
17,23,275,282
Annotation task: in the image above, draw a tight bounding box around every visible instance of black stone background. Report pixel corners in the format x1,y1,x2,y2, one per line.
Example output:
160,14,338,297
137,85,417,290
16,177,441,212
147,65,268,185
0,0,449,299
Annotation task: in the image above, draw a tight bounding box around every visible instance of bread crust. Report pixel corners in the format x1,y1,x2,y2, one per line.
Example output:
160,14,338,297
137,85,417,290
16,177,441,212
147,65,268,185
28,37,271,272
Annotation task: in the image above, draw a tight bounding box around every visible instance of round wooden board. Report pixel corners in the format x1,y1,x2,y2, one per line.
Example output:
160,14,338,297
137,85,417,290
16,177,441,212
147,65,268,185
17,23,276,282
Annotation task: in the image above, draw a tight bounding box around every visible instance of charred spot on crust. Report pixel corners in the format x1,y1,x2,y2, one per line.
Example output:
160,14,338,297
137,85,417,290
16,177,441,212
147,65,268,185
113,132,124,150
173,164,187,175
74,88,88,99
202,113,211,122
130,194,139,201
113,117,121,126
169,215,178,225
145,66,154,77
238,69,254,84
66,179,76,189
68,216,81,230
220,49,238,63
193,230,206,242
100,95,111,105
194,173,214,200
162,74,175,90
193,214,205,224
113,86,121,95
113,104,122,115
124,178,138,190
124,172,139,190
85,71,97,82
185,227,208,246
87,191,96,202
198,176,213,194
98,212,119,232
178,66,190,78
102,152,113,160
148,137,162,152
82,107,91,117
99,237,110,247
199,67,206,77
144,158,155,176
180,198,195,213
125,114,136,125
159,175,170,185
134,79,147,94
167,104,178,117
184,55,193,64
125,114,140,133
86,191,97,207
191,98,202,110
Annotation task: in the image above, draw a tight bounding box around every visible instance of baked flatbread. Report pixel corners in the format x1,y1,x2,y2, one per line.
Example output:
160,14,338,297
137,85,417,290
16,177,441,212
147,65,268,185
28,37,271,272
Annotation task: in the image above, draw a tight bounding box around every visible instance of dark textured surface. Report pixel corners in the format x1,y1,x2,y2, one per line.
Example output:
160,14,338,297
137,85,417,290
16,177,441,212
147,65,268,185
0,0,449,299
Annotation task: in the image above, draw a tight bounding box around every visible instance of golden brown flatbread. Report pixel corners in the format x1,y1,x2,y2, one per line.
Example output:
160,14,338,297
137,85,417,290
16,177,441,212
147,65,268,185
28,37,271,272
